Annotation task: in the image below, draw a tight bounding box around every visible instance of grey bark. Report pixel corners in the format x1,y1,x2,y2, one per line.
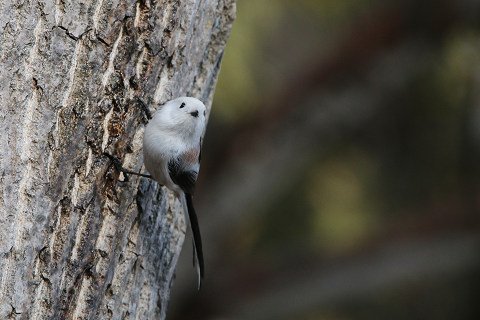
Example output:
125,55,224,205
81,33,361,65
0,0,235,319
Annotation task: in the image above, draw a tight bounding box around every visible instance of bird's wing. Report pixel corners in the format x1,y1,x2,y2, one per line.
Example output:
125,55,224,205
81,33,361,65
167,158,198,195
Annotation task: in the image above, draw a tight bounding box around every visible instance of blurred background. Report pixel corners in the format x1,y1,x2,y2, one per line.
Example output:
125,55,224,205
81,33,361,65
172,0,480,319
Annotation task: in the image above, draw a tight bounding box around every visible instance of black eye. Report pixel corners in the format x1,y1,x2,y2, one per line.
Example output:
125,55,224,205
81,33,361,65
179,102,185,108
190,110,199,117
203,110,206,116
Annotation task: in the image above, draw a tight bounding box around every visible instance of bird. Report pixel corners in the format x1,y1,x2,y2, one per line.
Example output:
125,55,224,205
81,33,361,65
105,96,206,289
142,97,206,289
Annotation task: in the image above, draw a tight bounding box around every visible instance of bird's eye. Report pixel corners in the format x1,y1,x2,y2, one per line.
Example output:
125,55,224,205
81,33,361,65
203,110,206,116
190,110,199,117
179,102,185,109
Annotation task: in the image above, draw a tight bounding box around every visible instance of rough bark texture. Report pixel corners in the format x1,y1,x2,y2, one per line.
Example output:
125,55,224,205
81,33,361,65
0,0,235,319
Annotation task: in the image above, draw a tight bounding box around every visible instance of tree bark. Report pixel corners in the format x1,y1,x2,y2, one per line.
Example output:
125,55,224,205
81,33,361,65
0,0,235,319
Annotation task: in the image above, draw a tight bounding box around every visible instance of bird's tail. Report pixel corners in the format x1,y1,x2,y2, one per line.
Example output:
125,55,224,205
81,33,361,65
183,192,204,290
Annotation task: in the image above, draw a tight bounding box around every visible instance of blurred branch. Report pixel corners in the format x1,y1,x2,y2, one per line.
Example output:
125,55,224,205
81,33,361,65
227,234,480,319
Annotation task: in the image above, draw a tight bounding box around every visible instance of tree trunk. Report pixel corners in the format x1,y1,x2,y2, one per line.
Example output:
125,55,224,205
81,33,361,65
0,0,235,319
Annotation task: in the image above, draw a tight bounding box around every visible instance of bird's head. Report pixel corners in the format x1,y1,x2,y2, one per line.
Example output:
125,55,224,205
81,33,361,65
153,97,207,136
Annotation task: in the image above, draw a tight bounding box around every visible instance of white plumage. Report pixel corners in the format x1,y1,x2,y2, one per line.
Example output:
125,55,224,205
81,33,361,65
143,96,207,288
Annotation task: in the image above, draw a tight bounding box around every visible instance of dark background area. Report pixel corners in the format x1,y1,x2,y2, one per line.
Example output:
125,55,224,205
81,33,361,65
171,0,480,319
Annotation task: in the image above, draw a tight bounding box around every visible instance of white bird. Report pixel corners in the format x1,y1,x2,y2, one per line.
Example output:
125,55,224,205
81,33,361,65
143,97,206,289
106,97,207,289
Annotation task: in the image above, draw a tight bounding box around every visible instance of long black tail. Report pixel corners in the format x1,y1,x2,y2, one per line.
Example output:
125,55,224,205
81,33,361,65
185,192,204,288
